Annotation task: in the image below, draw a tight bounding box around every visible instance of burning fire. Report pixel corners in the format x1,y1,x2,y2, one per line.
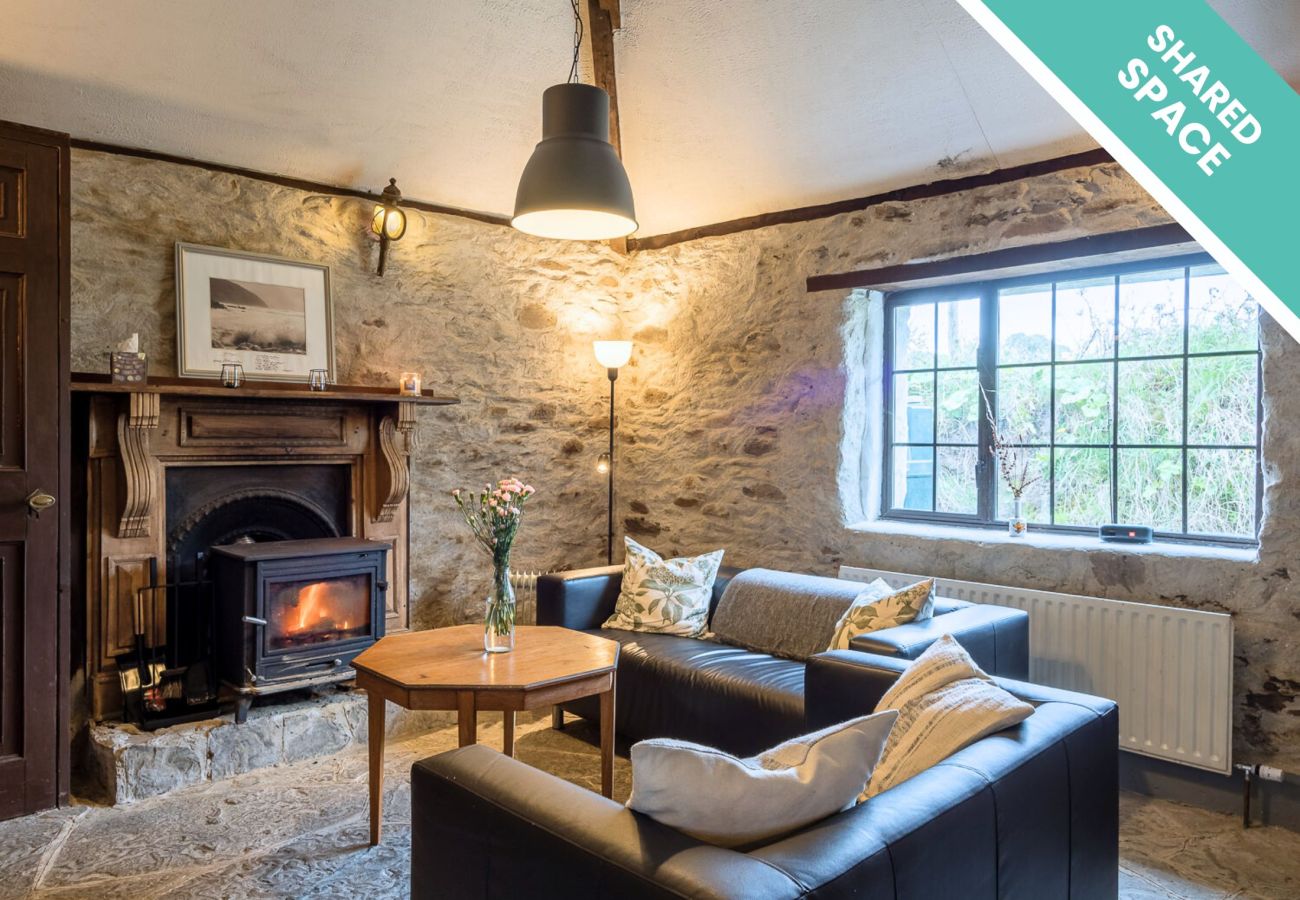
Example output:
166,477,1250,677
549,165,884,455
275,577,366,640
293,582,333,632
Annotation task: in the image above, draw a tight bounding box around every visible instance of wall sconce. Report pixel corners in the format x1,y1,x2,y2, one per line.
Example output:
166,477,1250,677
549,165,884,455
372,178,407,276
593,340,633,564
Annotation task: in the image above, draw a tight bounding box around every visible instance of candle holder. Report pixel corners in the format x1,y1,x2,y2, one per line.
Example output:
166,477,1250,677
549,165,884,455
220,362,244,388
309,369,329,391
398,372,422,397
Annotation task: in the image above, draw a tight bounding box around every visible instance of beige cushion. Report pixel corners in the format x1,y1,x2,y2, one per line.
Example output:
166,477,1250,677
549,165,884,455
828,578,935,651
628,710,898,847
864,634,1033,799
602,537,724,637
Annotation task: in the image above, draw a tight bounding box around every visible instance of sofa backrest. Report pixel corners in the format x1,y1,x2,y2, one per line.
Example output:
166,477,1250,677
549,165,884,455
745,693,1118,899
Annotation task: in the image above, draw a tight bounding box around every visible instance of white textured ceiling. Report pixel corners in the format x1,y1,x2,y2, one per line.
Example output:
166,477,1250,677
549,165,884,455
0,0,1296,237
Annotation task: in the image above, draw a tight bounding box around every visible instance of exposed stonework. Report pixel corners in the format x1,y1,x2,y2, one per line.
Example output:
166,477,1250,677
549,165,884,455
82,690,451,804
70,150,1300,772
71,148,632,634
609,161,1300,772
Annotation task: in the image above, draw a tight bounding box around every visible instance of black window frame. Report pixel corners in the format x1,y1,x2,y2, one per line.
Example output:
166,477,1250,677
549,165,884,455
881,252,1263,547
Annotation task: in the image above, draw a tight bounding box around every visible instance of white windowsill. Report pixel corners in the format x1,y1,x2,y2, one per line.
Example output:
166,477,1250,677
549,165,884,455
847,518,1258,563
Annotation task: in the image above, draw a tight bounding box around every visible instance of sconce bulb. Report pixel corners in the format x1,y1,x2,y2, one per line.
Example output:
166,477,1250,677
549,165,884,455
596,453,611,475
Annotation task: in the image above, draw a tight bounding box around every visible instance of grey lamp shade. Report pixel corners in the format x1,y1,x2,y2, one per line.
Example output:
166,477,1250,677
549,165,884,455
512,83,637,240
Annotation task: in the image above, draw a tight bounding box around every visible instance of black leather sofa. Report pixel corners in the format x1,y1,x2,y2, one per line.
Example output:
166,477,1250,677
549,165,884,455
533,564,1030,755
411,650,1119,899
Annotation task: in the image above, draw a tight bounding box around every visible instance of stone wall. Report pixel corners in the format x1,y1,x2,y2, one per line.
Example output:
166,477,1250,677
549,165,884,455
611,161,1300,772
71,149,1300,770
71,148,633,631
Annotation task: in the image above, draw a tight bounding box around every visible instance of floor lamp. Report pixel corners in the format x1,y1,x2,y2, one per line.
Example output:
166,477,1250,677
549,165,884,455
593,340,632,565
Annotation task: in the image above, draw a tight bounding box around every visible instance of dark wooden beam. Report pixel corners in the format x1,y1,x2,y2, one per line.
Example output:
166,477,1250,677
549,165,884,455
805,223,1196,294
629,148,1116,252
586,0,627,254
69,138,512,228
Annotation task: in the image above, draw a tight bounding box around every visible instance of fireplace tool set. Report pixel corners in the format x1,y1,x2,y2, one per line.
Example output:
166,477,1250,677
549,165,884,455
116,556,220,729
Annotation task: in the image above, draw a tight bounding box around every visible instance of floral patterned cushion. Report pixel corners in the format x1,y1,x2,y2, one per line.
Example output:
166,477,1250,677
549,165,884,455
602,537,725,637
827,578,935,651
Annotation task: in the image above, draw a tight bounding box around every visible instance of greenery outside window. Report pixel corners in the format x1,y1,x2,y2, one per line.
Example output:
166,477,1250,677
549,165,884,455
883,254,1261,545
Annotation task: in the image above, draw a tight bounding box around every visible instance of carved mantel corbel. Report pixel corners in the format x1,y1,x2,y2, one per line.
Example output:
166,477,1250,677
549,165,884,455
375,400,419,524
116,391,161,538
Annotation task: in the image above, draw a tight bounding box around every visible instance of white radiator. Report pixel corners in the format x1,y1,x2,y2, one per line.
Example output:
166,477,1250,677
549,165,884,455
839,565,1235,774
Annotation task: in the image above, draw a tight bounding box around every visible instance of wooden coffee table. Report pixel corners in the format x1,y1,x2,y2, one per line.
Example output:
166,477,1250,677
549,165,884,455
352,624,619,845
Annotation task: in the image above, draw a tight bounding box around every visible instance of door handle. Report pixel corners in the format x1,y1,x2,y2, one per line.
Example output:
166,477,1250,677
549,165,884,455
26,489,56,518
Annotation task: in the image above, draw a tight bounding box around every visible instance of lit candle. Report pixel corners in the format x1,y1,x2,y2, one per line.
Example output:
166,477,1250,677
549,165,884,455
398,372,422,396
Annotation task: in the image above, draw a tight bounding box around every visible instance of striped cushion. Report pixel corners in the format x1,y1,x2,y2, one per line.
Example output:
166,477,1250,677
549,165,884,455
863,634,1033,799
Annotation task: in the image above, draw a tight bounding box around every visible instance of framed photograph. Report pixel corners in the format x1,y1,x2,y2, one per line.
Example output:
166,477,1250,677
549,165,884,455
175,243,335,382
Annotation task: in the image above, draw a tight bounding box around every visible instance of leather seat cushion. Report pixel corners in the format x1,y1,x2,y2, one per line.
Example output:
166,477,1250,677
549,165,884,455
563,630,807,757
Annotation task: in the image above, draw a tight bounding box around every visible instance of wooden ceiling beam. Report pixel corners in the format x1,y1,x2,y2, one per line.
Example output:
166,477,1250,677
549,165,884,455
586,0,628,253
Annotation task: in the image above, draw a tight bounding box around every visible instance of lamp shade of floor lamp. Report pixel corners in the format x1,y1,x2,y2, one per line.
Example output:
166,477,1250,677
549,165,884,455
593,341,632,563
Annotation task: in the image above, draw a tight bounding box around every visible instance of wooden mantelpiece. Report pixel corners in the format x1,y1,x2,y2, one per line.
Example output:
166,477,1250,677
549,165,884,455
75,374,457,721
71,372,460,406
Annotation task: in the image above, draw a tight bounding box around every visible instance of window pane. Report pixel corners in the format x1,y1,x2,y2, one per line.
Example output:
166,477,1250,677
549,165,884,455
1055,362,1112,445
937,447,978,514
998,284,1052,364
1187,449,1256,537
996,365,1050,442
996,447,1049,523
936,297,980,368
1055,277,1115,361
936,370,979,443
1189,265,1257,353
892,445,933,511
893,302,934,370
1117,448,1182,531
1053,448,1111,526
1117,358,1182,445
1119,268,1184,357
1187,355,1257,446
892,372,934,444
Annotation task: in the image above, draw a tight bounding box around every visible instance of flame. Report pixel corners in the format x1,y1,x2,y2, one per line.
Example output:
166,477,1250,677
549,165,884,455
270,574,369,647
294,582,332,632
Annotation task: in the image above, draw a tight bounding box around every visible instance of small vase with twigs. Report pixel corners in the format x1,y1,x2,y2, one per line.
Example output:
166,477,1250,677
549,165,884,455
982,387,1041,537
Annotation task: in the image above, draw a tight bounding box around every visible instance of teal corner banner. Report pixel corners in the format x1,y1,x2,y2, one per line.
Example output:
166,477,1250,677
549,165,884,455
957,0,1300,343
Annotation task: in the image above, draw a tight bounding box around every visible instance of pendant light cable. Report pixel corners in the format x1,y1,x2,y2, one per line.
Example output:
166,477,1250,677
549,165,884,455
567,0,583,84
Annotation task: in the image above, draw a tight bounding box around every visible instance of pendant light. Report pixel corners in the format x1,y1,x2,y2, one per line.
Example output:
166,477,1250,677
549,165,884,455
512,0,637,240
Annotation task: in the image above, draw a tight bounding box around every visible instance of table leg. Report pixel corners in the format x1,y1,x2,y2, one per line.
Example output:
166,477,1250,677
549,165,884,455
551,705,565,731
600,679,615,799
457,691,477,748
503,710,515,757
367,691,385,846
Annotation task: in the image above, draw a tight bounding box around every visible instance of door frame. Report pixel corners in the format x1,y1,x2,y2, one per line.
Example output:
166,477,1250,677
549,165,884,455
0,119,70,809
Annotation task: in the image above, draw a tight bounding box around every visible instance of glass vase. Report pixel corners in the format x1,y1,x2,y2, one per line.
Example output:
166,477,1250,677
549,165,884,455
1008,497,1028,537
484,557,516,653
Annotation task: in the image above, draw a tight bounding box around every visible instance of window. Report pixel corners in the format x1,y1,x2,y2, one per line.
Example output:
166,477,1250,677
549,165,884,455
883,255,1261,544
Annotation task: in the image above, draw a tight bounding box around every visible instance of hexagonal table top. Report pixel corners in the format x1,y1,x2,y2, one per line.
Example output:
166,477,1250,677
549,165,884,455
352,624,618,692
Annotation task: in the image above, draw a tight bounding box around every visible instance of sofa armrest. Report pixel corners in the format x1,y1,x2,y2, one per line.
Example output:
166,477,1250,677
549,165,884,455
848,604,1029,679
536,565,624,630
411,745,802,900
805,649,1116,731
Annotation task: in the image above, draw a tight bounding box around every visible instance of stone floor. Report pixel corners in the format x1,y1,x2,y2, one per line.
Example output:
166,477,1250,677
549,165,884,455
2,712,1298,899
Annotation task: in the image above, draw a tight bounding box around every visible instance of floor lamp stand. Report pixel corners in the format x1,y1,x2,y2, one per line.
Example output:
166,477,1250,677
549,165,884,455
604,367,617,565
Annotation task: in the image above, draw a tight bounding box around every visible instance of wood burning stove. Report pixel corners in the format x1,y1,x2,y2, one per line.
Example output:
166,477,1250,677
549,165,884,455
211,537,390,722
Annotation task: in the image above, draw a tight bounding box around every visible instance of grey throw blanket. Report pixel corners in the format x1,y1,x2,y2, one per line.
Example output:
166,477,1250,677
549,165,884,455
710,568,866,661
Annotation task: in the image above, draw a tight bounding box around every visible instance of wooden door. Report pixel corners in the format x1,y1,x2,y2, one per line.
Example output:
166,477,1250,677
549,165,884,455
0,121,69,820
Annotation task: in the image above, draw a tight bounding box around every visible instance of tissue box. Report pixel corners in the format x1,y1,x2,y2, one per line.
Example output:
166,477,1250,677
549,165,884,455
109,351,147,385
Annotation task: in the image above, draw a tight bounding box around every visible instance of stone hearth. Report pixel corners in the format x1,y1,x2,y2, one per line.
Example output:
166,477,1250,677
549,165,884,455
81,689,451,805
